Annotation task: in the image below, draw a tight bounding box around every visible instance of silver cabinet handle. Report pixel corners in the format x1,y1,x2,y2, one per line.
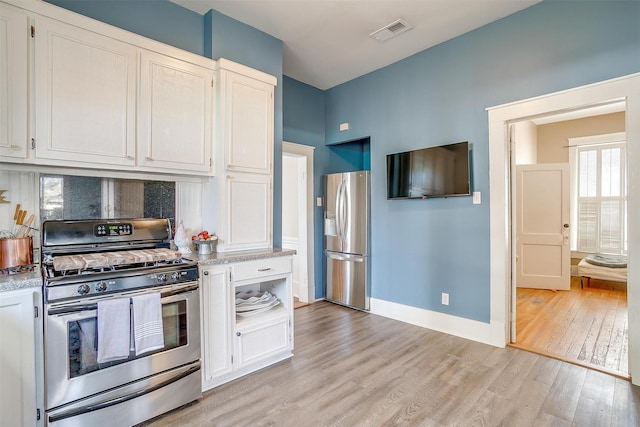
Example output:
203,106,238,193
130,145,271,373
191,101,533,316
236,332,241,336
203,271,209,276
257,267,272,272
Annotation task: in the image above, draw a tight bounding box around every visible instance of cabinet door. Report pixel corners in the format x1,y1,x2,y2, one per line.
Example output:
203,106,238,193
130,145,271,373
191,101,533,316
0,4,28,161
138,51,214,175
222,172,272,252
0,289,39,427
200,266,233,389
34,16,136,167
221,71,274,174
234,317,290,368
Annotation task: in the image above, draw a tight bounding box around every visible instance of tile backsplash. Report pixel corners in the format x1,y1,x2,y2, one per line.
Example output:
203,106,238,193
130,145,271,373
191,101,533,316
40,174,175,225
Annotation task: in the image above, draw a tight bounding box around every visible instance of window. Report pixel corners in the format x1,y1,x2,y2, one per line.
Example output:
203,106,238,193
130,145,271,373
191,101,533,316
569,133,626,255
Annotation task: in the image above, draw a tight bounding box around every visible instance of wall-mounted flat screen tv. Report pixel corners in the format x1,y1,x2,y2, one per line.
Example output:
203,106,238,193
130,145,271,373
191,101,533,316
386,141,470,199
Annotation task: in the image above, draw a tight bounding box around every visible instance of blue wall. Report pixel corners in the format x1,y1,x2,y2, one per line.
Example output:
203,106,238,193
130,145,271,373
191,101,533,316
282,76,326,298
46,0,204,55
45,0,640,321
321,0,640,322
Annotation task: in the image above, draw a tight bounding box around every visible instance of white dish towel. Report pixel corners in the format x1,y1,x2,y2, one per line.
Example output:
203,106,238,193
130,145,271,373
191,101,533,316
132,293,165,356
97,297,131,363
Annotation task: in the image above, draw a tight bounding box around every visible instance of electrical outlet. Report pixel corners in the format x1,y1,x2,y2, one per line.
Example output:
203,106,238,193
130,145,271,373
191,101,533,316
316,197,323,207
442,293,449,305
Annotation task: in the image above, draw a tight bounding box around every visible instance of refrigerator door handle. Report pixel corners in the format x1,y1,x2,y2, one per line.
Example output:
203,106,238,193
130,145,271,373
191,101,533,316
325,252,365,262
342,179,349,244
336,180,345,245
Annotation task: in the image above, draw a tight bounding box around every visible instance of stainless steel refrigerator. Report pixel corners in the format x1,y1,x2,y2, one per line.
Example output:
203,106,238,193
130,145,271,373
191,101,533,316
324,171,370,310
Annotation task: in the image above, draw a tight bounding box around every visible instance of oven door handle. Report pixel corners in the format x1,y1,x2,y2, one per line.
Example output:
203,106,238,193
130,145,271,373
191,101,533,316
47,284,198,316
47,363,200,423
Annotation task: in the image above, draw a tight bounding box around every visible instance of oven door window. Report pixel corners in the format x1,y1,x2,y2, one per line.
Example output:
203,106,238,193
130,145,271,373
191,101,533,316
68,300,188,378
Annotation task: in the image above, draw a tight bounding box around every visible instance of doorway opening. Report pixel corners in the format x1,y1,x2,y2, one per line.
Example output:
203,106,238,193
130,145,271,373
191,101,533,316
282,142,315,307
487,72,640,385
509,108,628,377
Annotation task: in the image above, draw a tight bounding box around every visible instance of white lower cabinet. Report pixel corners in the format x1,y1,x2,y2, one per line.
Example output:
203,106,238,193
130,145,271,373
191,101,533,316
200,256,293,391
200,265,233,385
0,287,43,427
235,314,290,368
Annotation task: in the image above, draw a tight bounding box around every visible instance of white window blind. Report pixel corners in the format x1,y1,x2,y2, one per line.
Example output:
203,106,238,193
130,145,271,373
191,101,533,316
569,133,627,255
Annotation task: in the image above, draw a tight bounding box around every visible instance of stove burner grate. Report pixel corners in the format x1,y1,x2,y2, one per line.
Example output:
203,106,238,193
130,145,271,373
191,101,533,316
45,257,189,279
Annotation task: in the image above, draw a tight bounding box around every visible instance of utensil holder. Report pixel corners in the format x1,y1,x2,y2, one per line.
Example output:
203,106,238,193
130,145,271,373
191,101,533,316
0,236,33,269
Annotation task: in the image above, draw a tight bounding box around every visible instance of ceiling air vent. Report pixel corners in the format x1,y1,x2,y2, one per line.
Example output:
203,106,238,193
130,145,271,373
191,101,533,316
369,19,412,42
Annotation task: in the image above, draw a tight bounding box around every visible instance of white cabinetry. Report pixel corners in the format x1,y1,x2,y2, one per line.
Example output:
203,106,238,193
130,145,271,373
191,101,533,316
223,172,272,251
0,3,29,161
34,16,137,168
138,50,214,174
200,265,233,385
218,65,274,174
210,59,277,252
200,256,293,391
1,0,217,176
0,288,43,427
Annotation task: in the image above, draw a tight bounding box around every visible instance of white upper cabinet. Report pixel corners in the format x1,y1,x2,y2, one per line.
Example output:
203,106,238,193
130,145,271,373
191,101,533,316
34,16,137,168
138,50,214,175
210,59,277,252
1,0,218,176
0,3,29,161
222,172,272,251
217,59,275,175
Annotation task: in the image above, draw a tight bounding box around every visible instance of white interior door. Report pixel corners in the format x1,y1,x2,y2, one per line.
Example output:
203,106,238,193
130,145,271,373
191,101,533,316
515,163,571,291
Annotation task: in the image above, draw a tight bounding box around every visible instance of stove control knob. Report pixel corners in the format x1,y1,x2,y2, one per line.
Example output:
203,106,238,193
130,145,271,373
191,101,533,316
157,273,167,282
171,272,180,281
77,284,90,295
96,282,108,292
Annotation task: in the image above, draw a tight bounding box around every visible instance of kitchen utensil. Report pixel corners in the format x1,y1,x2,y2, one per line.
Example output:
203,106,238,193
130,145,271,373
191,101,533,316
13,209,24,235
0,236,33,269
18,214,34,238
14,209,27,235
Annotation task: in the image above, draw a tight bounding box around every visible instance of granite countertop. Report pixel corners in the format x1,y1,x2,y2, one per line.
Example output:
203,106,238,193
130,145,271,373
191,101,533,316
0,270,43,293
0,249,295,292
187,248,296,266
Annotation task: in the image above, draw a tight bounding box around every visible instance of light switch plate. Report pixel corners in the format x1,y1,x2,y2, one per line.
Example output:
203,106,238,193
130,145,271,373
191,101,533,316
339,122,349,131
317,197,323,207
473,191,481,205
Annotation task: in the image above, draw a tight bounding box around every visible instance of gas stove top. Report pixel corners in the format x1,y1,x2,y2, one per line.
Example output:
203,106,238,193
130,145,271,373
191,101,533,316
41,218,199,303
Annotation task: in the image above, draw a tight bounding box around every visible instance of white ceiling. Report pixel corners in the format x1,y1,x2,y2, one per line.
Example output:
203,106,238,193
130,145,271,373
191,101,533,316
170,0,542,90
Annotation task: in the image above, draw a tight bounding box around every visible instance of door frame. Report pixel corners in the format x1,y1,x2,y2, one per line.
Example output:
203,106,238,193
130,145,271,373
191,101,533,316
282,141,316,303
487,72,640,384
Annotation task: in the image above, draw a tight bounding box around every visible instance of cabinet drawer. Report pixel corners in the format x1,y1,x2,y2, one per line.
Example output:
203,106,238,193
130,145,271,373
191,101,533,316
232,257,291,282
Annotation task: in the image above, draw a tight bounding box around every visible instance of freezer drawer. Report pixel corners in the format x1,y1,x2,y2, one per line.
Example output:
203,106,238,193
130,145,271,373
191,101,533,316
325,251,369,311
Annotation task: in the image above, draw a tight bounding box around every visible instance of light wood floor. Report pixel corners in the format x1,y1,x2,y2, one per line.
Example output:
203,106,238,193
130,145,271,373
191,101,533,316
145,301,640,427
293,296,309,309
512,276,628,378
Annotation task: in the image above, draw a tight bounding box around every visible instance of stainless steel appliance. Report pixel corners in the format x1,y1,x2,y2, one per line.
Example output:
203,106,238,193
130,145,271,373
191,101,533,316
324,171,371,310
41,218,201,427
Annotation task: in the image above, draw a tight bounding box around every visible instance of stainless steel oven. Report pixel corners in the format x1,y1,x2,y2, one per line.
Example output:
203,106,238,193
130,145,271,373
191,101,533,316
41,219,201,427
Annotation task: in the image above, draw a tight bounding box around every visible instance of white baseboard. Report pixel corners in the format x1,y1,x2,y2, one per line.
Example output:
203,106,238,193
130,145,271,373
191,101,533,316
370,298,506,348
